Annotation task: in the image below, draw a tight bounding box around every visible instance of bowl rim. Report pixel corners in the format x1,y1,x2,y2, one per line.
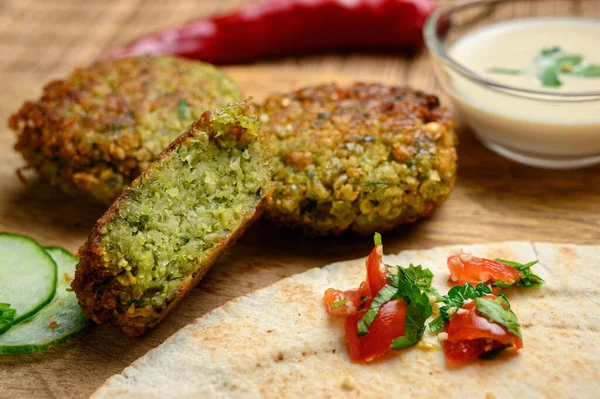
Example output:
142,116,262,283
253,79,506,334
423,0,600,100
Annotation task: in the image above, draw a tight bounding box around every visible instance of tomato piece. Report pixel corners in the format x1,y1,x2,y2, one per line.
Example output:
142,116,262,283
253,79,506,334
323,282,369,316
447,255,522,286
444,338,509,362
323,240,396,360
344,299,407,362
443,295,523,363
366,244,387,297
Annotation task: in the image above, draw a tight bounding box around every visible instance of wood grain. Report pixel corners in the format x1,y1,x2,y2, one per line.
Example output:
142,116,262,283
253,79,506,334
0,0,598,398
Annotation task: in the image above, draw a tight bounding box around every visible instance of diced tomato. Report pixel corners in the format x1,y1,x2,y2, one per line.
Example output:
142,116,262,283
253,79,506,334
323,243,387,317
443,338,509,362
366,244,387,297
323,282,369,316
344,299,407,362
324,240,401,362
443,295,523,363
447,255,523,286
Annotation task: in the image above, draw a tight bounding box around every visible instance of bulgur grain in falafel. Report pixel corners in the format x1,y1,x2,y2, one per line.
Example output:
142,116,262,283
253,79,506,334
260,83,457,236
9,56,242,204
72,103,273,336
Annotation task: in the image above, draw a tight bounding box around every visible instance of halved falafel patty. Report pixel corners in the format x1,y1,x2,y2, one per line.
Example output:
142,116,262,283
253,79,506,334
9,56,242,204
260,83,457,236
72,103,273,336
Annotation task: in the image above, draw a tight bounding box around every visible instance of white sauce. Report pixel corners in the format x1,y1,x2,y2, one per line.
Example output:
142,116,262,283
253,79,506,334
445,17,600,168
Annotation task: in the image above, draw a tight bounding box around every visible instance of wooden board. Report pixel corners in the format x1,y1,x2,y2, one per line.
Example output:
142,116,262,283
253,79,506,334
0,0,598,397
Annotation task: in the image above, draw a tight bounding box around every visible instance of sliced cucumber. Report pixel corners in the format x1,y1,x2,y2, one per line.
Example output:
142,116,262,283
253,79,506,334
0,247,90,354
0,233,57,333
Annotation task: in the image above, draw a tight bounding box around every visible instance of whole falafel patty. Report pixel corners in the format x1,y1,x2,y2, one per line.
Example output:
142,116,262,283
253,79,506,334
9,56,242,204
261,83,457,236
72,103,273,336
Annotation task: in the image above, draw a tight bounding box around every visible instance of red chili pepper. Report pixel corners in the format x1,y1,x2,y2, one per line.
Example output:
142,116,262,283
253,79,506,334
99,0,436,65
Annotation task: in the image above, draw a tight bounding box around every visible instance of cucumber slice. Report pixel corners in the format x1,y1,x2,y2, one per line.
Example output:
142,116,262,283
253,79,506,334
0,233,57,333
0,247,90,354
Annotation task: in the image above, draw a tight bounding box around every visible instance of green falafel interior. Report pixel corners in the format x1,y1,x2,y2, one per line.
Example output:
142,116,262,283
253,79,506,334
73,102,274,335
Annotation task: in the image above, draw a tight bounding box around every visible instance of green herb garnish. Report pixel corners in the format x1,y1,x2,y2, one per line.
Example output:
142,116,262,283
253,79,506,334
474,297,522,339
489,45,600,88
373,232,382,246
331,298,348,308
357,285,397,336
572,64,600,78
0,303,17,333
486,67,524,75
428,283,492,333
177,99,188,119
556,55,583,72
390,294,432,350
538,65,562,87
541,46,562,56
493,259,544,288
357,263,433,349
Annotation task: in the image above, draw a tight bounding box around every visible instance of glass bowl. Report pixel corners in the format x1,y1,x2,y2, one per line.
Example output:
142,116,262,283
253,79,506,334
424,0,600,169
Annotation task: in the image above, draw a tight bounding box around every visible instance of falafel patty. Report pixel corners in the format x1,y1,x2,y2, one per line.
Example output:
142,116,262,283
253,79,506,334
72,103,273,336
260,83,457,236
9,56,242,204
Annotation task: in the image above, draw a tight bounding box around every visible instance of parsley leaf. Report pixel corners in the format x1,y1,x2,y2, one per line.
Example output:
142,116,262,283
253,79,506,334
357,285,397,336
428,315,445,333
373,232,382,246
357,264,433,349
556,55,582,72
486,67,524,75
393,264,434,290
428,283,492,332
538,65,562,88
0,303,17,333
541,46,562,56
495,259,544,288
474,297,522,339
331,298,348,308
391,291,431,350
444,283,491,309
572,64,600,78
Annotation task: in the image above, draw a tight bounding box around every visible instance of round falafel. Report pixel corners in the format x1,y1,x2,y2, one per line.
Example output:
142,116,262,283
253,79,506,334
9,56,243,204
260,83,457,236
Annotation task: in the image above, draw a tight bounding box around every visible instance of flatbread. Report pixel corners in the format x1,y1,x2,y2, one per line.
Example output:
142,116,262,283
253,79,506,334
93,242,600,399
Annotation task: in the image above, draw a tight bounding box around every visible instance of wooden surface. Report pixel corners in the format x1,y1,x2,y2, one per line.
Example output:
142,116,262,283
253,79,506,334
0,0,599,398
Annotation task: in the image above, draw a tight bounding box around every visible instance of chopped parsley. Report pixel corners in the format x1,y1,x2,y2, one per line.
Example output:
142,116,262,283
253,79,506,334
487,45,600,88
572,64,600,78
373,232,382,246
0,303,17,333
357,264,434,350
357,285,396,336
486,67,524,75
474,297,522,339
428,283,492,332
540,46,562,57
493,259,544,288
331,298,348,308
538,66,562,88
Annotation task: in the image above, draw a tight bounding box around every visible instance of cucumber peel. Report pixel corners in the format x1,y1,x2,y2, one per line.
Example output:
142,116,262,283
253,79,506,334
0,233,57,333
0,246,90,354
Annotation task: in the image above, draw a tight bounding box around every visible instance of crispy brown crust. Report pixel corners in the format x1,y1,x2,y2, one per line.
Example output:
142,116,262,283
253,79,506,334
9,56,242,204
261,82,458,236
72,110,273,336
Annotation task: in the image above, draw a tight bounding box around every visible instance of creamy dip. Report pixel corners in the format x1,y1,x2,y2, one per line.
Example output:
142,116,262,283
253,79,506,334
445,17,600,168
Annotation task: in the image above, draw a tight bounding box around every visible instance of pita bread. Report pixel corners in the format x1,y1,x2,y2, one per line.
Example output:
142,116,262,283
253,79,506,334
93,242,600,399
